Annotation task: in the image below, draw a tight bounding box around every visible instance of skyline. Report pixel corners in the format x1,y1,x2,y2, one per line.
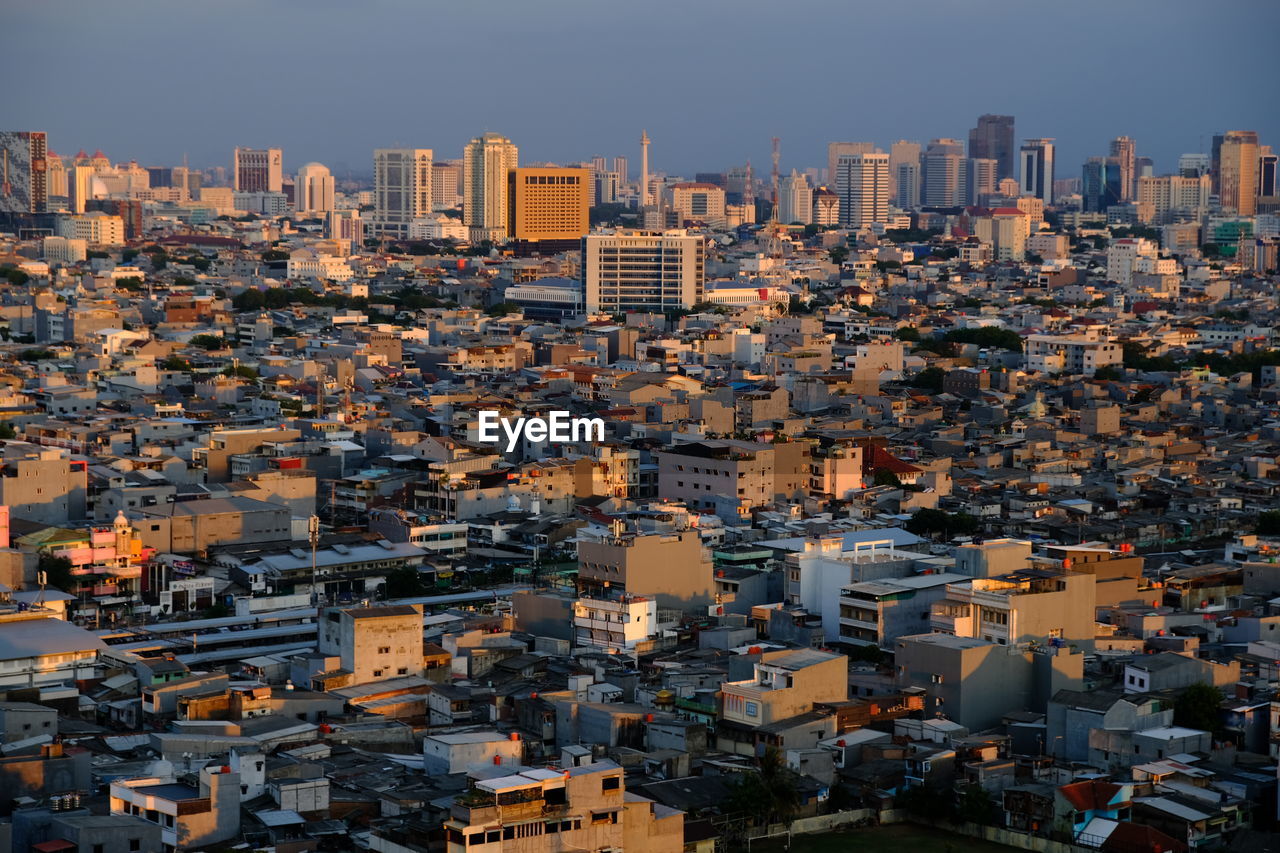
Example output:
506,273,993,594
4,0,1277,178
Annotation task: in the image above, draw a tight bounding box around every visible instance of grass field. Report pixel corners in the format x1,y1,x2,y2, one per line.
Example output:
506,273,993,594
746,823,1022,853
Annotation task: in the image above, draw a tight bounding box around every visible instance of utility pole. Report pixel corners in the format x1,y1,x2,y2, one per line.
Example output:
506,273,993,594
308,515,321,606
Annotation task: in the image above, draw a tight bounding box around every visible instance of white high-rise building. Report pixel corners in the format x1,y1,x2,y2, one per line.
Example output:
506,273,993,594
1019,138,1056,205
777,169,813,225
373,148,432,238
834,152,889,228
294,162,335,216
889,140,921,208
966,158,999,205
827,142,875,186
923,139,965,207
233,147,282,193
67,165,95,214
464,133,519,240
584,229,704,314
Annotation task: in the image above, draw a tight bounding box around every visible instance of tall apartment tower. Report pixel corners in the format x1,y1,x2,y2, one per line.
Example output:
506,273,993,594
922,139,965,207
834,151,889,228
1019,138,1056,205
583,229,704,314
966,158,999,205
778,169,813,225
1109,136,1137,202
0,131,49,214
1217,130,1259,216
968,115,1016,181
431,161,461,211
373,148,433,238
827,142,876,187
294,162,335,215
889,140,921,208
463,132,519,240
233,147,282,193
612,155,628,184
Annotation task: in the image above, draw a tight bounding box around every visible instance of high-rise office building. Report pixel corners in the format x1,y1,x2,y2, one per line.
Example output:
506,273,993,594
67,164,95,214
233,147,282,193
464,133,519,240
966,158,999,205
1109,136,1137,202
1082,157,1123,213
1179,153,1210,178
326,209,364,248
584,229,704,313
968,115,1016,180
827,142,876,187
507,167,590,244
669,183,727,228
373,148,433,238
778,169,813,225
1217,131,1259,216
0,131,49,214
1259,146,1278,199
922,139,965,207
889,140,921,208
834,151,889,228
612,156,628,185
812,187,839,226
294,162,335,215
1137,174,1211,224
46,153,67,200
1019,138,1055,205
431,161,462,211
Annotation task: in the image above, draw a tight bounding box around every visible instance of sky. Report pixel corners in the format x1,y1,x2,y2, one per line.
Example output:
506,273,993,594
4,0,1277,181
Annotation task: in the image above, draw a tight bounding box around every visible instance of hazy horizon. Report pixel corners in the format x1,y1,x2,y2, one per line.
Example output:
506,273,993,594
5,0,1276,180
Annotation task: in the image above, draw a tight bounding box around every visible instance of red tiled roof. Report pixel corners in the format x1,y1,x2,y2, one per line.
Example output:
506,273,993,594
1100,821,1186,853
1058,779,1126,811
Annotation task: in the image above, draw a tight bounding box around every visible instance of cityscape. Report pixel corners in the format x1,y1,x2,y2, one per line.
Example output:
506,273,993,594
1,2,1280,852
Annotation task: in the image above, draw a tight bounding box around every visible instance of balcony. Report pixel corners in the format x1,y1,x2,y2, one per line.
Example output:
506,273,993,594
931,602,973,636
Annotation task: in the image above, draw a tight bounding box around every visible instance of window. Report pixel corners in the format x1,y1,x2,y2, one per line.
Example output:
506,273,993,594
129,841,141,852
602,775,620,791
93,846,104,853
378,646,390,654
745,701,759,718
373,669,384,677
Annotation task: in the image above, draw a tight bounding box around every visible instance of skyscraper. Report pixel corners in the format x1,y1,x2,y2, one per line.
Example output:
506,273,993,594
68,164,95,214
1216,130,1259,216
1019,138,1055,204
889,141,921,208
966,158,998,205
584,230,704,313
507,167,590,245
373,148,433,238
778,170,813,225
833,151,889,228
968,115,1016,181
1259,146,1278,199
0,131,49,214
431,162,462,211
295,162,335,215
1082,157,1122,213
612,156,628,185
827,142,876,187
922,139,964,207
464,132,519,239
233,147,282,193
1109,136,1136,201
1179,153,1210,178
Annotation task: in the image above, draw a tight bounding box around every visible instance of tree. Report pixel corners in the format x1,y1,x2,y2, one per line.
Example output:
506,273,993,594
38,553,74,593
116,276,145,292
162,355,190,371
1093,365,1123,381
1258,510,1280,535
956,783,996,825
906,508,980,539
188,334,225,351
19,348,54,361
942,327,1024,352
1173,682,1223,735
386,565,427,599
2,267,30,285
0,422,15,440
911,366,945,392
724,747,801,826
261,249,290,262
486,302,520,317
895,326,921,342
828,246,849,265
